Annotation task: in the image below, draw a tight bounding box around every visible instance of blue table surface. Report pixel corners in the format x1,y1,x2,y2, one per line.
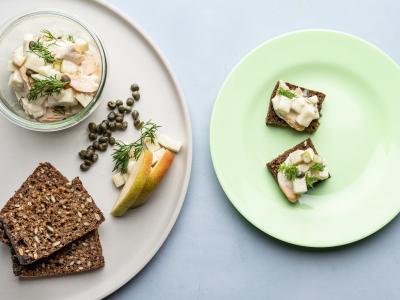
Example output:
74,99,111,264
107,1,400,299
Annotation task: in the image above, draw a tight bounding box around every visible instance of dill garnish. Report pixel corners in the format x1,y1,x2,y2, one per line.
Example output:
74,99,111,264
278,164,298,181
67,35,75,42
41,29,57,41
309,162,324,172
112,121,161,173
305,174,319,188
28,40,56,63
277,87,296,99
28,76,67,101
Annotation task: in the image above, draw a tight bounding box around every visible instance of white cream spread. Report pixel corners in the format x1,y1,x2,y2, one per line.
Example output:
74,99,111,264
8,30,101,122
271,81,320,131
277,147,329,202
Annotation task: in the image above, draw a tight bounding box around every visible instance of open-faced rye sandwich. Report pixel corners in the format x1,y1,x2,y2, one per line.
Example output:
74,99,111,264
266,80,326,133
266,139,330,203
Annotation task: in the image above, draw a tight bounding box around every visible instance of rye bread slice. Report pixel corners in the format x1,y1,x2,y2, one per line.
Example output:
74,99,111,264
0,222,10,245
266,81,326,133
266,138,318,183
0,163,105,265
11,230,104,278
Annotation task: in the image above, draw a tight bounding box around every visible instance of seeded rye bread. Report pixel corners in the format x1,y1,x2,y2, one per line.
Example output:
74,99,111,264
0,222,10,245
266,138,318,182
0,163,105,265
11,230,104,278
2,222,104,277
266,81,326,133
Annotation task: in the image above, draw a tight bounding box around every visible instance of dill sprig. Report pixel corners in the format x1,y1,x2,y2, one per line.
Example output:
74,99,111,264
309,162,324,172
112,121,161,173
305,174,319,188
28,40,56,63
28,76,67,101
278,163,298,181
67,35,75,42
41,29,57,41
277,87,296,99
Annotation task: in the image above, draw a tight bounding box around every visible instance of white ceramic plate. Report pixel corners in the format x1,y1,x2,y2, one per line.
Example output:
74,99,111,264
0,1,192,299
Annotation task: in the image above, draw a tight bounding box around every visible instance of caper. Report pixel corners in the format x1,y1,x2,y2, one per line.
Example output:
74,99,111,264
29,41,36,50
88,132,97,140
80,163,90,171
118,106,125,114
87,145,95,152
91,153,99,162
97,125,104,134
126,98,134,106
25,69,35,76
84,159,93,166
107,101,116,109
99,136,109,144
92,141,100,150
115,116,124,123
132,91,140,101
79,150,87,159
122,121,128,130
107,112,116,121
132,110,139,120
115,112,123,118
109,121,116,131
100,122,108,131
116,100,123,106
88,122,97,133
85,149,94,158
61,75,71,83
134,119,141,128
109,137,116,145
125,107,132,113
130,83,139,92
99,143,108,151
115,122,123,130
103,130,112,138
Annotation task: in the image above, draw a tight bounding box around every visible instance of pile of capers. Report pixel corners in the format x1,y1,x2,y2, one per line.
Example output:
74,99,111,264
78,83,143,171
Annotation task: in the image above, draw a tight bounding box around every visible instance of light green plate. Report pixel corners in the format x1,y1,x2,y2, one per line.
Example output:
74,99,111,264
210,30,400,247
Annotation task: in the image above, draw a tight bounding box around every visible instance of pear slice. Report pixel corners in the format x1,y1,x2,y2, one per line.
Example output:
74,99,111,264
111,150,153,216
132,149,175,209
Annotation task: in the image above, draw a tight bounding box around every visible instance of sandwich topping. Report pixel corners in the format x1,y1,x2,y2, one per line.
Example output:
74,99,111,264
271,81,320,131
8,29,101,122
277,147,329,202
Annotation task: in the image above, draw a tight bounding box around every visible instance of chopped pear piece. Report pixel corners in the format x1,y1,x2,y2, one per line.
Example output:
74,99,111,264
74,38,89,52
293,177,307,194
144,137,161,152
157,134,182,153
112,172,126,188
